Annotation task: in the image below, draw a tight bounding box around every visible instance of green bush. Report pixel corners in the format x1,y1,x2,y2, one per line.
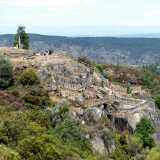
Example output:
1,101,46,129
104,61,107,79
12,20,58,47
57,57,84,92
78,56,96,73
7,86,20,97
28,85,48,97
0,108,97,160
135,118,155,148
126,135,143,157
23,93,51,109
21,84,52,109
96,64,104,73
111,133,143,160
110,134,129,160
18,68,39,86
24,110,50,128
53,118,90,151
145,147,160,160
28,86,52,107
0,145,20,160
154,96,160,109
78,56,95,66
102,128,114,153
0,115,26,145
54,102,69,116
127,86,132,94
0,56,13,89
111,148,130,160
17,134,81,160
141,71,154,89
23,94,41,106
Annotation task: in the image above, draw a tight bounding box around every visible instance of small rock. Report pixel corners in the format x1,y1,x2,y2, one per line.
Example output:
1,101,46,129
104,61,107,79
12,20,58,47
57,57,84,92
91,135,106,154
84,107,103,123
75,95,85,105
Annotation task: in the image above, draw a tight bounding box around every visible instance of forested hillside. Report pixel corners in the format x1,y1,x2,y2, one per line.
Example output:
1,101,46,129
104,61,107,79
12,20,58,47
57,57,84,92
1,34,160,65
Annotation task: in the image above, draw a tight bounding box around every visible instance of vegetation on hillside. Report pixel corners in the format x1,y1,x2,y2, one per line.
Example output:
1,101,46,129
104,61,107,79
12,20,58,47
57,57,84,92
102,64,160,99
154,96,160,109
0,56,13,89
17,68,39,86
135,118,155,148
0,55,159,159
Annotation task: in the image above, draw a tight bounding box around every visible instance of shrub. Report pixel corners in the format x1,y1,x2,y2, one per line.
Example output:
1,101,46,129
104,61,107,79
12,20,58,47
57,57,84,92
154,96,160,109
24,110,50,128
111,133,143,159
135,118,155,148
18,68,39,86
0,145,20,160
0,56,13,89
78,56,94,66
141,71,154,89
23,94,41,106
49,103,70,128
110,134,130,160
28,85,48,97
55,102,69,116
145,147,160,160
17,134,81,160
78,56,96,73
23,93,51,109
7,86,20,97
26,86,52,107
53,117,89,150
96,64,104,73
111,149,129,160
127,86,132,94
102,128,114,153
0,116,26,145
126,135,143,157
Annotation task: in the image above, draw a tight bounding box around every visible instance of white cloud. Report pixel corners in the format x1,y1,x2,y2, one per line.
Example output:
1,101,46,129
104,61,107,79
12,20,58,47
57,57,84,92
0,0,84,8
1,0,160,35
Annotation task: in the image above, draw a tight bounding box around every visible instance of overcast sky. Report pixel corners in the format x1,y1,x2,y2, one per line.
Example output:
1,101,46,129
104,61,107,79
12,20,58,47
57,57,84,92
1,0,160,36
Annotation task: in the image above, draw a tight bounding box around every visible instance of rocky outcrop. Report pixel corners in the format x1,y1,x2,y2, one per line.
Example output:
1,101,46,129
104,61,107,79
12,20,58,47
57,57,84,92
38,58,93,92
5,50,157,154
84,107,103,123
91,134,106,154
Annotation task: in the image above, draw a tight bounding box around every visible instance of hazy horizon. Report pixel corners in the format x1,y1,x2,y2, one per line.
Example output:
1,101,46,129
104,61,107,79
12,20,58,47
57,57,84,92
2,26,160,37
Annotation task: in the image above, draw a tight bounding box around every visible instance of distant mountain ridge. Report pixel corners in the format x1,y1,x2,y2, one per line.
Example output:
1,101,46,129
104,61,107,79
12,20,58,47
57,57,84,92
1,33,160,65
121,33,160,38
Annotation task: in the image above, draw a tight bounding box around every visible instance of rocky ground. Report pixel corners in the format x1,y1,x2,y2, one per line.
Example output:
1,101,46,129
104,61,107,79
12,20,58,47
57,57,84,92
1,47,157,154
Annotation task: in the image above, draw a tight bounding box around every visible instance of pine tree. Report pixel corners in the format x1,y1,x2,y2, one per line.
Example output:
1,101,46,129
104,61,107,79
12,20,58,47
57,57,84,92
14,25,29,49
